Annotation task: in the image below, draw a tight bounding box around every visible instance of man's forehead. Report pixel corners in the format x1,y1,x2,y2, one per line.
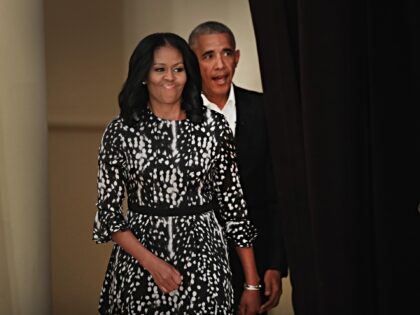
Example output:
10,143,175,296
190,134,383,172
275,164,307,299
195,33,235,51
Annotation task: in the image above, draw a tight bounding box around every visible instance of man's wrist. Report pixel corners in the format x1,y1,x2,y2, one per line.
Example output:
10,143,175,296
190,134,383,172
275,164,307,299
265,268,282,278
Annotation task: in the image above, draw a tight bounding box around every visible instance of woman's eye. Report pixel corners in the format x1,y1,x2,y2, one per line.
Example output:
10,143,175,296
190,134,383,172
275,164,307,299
173,67,185,73
154,67,165,72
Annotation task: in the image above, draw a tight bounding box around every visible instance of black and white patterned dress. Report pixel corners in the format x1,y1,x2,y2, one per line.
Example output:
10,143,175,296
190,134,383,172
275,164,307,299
93,107,257,314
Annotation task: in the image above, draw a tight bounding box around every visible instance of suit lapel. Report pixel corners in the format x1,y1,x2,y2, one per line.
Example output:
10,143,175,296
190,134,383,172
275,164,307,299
234,86,251,156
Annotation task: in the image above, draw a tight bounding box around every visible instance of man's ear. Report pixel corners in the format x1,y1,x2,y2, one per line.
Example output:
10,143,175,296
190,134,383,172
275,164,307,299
234,49,240,67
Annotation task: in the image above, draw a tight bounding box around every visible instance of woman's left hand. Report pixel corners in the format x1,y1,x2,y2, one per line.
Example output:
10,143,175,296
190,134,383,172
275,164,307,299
238,290,261,315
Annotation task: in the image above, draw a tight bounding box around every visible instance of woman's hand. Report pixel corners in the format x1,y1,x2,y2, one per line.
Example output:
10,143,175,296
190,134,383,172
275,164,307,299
238,290,261,315
110,230,183,294
142,255,182,293
235,247,261,314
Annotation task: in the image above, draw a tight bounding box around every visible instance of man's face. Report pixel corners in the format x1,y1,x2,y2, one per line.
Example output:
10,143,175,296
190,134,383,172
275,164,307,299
192,33,240,103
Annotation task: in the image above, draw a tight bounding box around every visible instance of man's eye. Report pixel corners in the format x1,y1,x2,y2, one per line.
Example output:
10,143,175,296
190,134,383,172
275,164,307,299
223,51,233,56
203,54,213,60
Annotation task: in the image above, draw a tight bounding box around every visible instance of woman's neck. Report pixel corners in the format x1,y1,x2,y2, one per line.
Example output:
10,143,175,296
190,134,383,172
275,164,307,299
148,102,186,121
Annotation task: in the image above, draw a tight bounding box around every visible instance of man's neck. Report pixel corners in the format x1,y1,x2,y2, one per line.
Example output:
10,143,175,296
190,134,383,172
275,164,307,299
207,95,228,110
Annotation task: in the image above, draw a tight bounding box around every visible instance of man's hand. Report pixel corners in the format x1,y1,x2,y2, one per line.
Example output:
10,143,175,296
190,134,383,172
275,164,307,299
259,269,282,313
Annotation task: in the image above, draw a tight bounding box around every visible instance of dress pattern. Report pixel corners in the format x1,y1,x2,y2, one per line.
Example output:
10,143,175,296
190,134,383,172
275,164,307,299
93,107,257,314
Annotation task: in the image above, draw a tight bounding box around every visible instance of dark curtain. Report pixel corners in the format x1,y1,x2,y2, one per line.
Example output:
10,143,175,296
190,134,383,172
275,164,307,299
248,1,420,315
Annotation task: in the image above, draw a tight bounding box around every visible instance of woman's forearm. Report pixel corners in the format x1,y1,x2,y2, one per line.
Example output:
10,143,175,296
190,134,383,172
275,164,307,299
111,230,154,267
235,247,260,285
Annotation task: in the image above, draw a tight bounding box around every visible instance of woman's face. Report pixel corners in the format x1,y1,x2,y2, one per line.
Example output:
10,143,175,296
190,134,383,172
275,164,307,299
147,45,187,108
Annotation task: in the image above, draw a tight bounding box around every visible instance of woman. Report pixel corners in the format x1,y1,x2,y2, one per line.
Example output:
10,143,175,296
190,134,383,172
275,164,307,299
93,33,261,314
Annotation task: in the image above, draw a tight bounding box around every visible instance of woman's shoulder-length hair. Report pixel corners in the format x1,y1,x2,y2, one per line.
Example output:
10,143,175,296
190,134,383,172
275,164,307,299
118,32,204,124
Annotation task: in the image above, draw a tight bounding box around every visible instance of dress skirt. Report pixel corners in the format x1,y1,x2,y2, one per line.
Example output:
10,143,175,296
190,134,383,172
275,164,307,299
98,209,234,314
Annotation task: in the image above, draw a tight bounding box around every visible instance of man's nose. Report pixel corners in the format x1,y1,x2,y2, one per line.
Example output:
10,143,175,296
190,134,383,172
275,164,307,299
214,54,225,69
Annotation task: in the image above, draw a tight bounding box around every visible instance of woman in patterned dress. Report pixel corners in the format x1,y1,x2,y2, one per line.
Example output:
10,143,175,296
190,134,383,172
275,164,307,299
93,33,261,314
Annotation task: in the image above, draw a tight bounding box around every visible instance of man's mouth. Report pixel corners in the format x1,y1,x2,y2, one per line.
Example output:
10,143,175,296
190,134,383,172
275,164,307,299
212,74,229,85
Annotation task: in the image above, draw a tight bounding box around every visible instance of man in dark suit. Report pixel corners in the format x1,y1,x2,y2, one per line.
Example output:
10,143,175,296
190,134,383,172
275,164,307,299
189,21,288,314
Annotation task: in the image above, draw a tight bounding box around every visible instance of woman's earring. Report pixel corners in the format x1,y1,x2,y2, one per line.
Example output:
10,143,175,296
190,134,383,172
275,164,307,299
141,81,147,85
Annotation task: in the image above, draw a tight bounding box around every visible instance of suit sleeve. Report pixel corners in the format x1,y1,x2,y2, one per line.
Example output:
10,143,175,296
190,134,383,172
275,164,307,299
265,149,289,276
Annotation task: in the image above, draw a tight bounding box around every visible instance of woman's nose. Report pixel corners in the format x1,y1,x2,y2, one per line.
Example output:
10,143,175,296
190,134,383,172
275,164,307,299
164,69,175,81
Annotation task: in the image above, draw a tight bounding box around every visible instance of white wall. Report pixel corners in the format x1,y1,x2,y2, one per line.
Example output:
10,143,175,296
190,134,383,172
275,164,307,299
0,0,50,314
122,0,263,92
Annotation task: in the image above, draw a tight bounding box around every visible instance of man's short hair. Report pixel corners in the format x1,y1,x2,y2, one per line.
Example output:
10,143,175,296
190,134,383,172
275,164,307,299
188,21,236,49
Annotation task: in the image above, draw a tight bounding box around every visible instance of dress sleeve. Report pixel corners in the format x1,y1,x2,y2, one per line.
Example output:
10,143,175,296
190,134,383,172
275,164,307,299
92,119,129,244
212,116,258,247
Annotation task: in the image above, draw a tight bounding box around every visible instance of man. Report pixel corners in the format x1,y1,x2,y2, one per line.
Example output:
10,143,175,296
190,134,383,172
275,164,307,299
189,21,288,314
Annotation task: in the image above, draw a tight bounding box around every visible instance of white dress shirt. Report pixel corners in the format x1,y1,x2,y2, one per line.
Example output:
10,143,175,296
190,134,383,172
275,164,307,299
201,84,237,136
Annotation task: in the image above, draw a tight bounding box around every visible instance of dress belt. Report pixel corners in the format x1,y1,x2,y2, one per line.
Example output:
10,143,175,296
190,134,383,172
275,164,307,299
128,201,216,216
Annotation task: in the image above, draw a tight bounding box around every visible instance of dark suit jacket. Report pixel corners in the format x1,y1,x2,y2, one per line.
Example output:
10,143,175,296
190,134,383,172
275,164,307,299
229,85,288,305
